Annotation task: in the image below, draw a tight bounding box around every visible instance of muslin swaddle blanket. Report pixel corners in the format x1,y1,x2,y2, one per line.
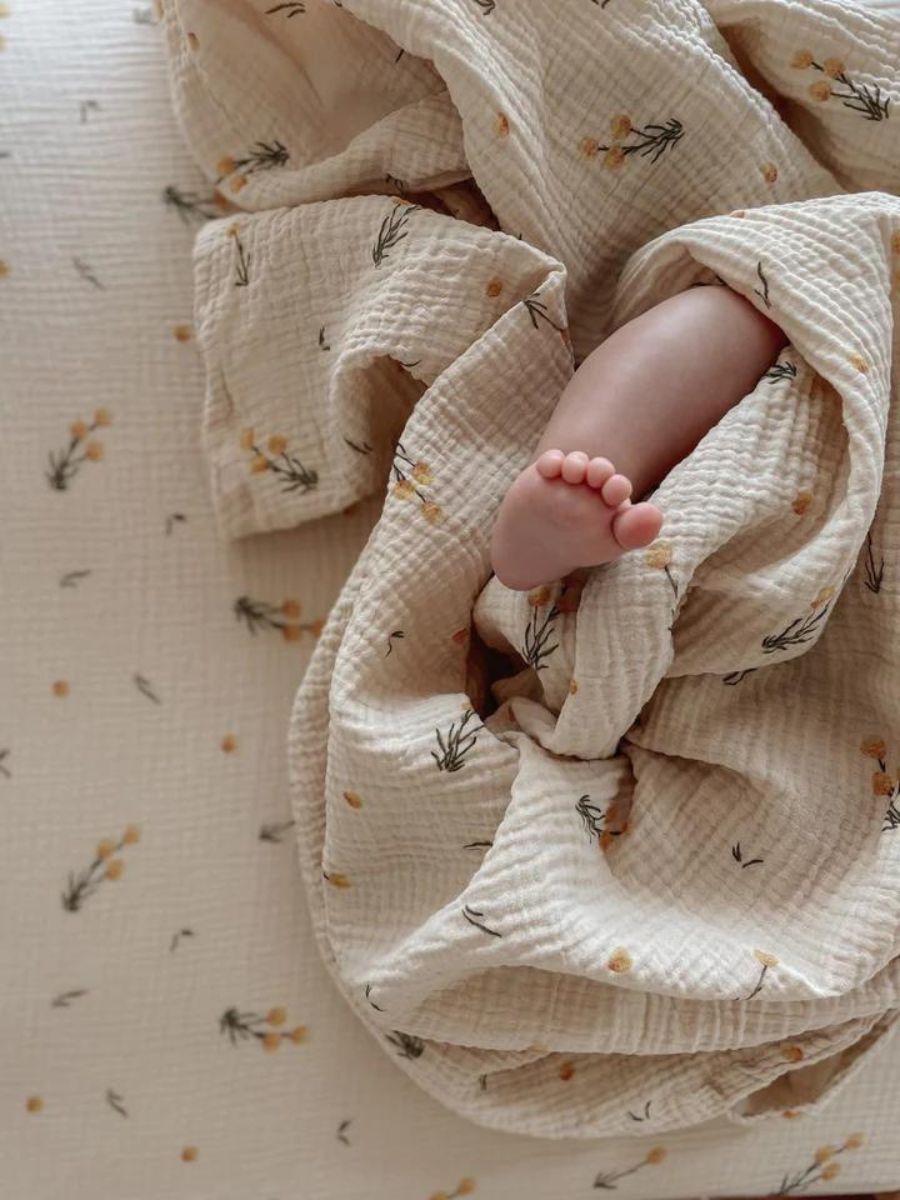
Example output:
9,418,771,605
163,0,900,1139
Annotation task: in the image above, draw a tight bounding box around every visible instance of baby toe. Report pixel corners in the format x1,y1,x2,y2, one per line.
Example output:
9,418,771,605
536,449,565,479
561,451,589,484
601,473,632,508
613,502,664,551
586,457,614,489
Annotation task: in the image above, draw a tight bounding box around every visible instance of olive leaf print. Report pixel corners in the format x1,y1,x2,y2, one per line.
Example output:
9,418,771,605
133,673,161,704
0,748,10,778
432,708,482,772
627,1100,653,1123
864,531,884,593
234,595,323,642
219,1006,307,1050
51,988,89,1009
471,0,495,11
266,1,305,15
744,949,778,1000
372,201,419,266
61,826,140,912
169,928,195,952
577,794,612,843
462,904,502,937
762,587,833,653
46,408,111,491
337,1119,352,1146
365,983,384,1012
73,256,104,289
523,587,560,671
591,113,684,169
385,629,405,656
386,1030,425,1059
523,292,571,351
239,428,318,493
723,668,756,686
774,1133,864,1194
593,1147,666,1189
792,51,891,120
391,443,443,524
731,842,764,868
162,184,223,223
259,819,296,843
228,223,251,287
105,1089,128,1118
861,737,900,831
217,139,290,194
60,568,91,588
765,360,797,383
753,261,772,308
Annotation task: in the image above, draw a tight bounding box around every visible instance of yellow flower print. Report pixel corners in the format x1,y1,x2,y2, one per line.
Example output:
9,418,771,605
558,1061,576,1081
344,790,363,809
47,412,112,490
861,737,887,760
569,679,578,695
186,31,199,51
282,623,302,642
528,585,552,607
791,49,814,69
181,1146,198,1163
645,541,672,569
308,616,326,637
610,113,632,139
781,1044,804,1063
645,1147,666,1165
813,1145,836,1164
792,490,813,514
220,1006,308,1049
845,1132,864,1149
821,1162,841,1181
84,440,103,461
430,1179,475,1200
872,770,894,796
122,825,141,845
325,872,350,888
26,1096,43,1114
393,479,415,499
220,734,238,753
105,859,125,881
607,948,633,973
230,175,248,193
239,427,255,450
761,162,778,184
62,828,139,910
267,434,288,455
241,431,318,491
811,584,835,609
70,420,88,440
96,839,116,861
578,136,599,159
422,502,444,525
281,599,301,618
52,680,70,697
823,56,845,78
93,407,112,427
485,276,504,297
809,80,832,102
218,156,237,177
603,144,626,170
0,260,9,277
847,351,869,373
250,454,269,474
173,323,192,342
495,112,510,137
411,462,434,485
754,949,778,967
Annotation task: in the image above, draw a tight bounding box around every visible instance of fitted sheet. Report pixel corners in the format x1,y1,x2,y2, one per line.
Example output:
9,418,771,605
1,0,899,1194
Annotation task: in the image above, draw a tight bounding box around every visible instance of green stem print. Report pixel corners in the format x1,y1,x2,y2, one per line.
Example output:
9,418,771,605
47,409,111,491
594,1147,667,1189
61,826,140,912
219,1006,307,1050
792,51,891,120
762,593,832,654
240,429,318,494
774,1134,864,1194
372,202,419,266
162,184,222,223
386,1030,425,1059
864,531,884,593
432,708,483,772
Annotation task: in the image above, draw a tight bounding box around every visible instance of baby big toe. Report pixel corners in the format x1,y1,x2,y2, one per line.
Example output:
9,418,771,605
561,451,589,484
601,473,632,508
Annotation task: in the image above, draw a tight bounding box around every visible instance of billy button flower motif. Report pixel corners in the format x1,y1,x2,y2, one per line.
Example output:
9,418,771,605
596,112,684,169
522,585,562,672
745,948,778,1000
790,49,891,120
594,1146,666,1190
219,1005,307,1050
46,407,112,491
762,586,834,654
61,825,140,911
391,442,444,524
645,540,678,597
234,594,324,641
773,1133,864,1194
239,428,318,494
860,736,900,830
216,139,290,194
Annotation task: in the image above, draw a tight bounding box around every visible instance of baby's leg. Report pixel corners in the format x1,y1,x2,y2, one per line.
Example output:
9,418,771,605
491,286,787,590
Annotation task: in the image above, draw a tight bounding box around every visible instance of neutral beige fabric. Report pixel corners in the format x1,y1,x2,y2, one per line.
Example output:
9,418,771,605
162,0,900,1142
5,0,900,1193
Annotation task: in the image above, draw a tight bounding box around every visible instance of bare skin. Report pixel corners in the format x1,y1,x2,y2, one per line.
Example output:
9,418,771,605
491,286,788,590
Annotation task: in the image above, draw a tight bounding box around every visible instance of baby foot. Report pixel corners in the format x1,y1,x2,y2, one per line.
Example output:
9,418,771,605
491,449,664,591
